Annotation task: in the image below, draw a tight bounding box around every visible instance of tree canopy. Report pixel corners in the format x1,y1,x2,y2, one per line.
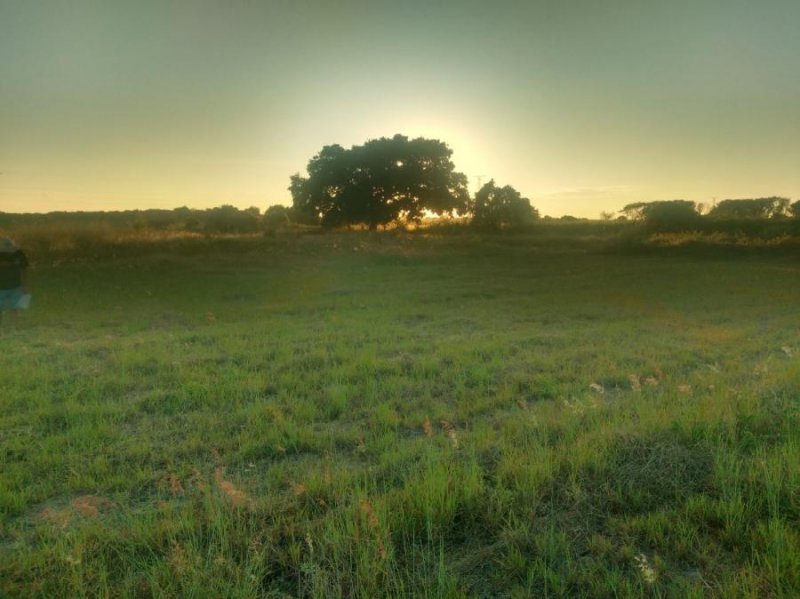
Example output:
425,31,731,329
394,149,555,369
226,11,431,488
471,180,539,228
290,135,470,229
621,200,700,231
708,197,790,219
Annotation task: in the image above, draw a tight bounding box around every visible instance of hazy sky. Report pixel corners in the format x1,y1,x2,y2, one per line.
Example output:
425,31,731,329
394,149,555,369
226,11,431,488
2,0,799,217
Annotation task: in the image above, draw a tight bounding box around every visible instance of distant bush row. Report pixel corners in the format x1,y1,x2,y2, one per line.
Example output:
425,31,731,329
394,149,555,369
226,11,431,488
618,198,800,232
0,205,268,235
1,186,542,235
2,196,798,241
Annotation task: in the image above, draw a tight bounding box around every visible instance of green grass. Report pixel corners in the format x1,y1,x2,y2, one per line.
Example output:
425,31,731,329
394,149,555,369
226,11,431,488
1,229,799,597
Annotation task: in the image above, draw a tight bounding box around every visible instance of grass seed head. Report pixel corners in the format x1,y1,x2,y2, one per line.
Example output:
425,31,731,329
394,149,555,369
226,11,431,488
447,429,459,449
634,553,657,584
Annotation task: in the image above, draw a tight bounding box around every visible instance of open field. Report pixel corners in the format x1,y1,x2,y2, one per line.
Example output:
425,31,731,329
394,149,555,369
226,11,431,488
1,229,799,597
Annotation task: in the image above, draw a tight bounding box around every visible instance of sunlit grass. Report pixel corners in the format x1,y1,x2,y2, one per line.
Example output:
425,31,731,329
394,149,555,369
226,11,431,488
1,229,799,597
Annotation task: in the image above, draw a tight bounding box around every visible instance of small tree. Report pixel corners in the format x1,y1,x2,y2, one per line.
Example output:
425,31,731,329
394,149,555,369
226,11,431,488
791,200,800,219
471,180,539,228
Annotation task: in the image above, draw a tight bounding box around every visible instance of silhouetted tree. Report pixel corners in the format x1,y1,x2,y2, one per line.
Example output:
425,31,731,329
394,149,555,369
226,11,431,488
289,135,470,229
620,202,648,220
791,200,800,219
708,197,790,219
635,200,700,231
471,180,539,228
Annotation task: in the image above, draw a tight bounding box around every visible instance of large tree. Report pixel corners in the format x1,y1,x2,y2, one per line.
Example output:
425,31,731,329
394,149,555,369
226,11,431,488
289,135,470,228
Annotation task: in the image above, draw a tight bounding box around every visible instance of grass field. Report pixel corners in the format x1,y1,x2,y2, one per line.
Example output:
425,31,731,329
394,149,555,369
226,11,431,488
1,229,799,597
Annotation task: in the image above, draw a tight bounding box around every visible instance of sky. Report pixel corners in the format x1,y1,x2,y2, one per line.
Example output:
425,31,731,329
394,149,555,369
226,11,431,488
1,0,799,218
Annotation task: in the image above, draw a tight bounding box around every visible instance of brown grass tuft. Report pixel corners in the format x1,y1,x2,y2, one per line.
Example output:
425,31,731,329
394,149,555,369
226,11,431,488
167,541,191,577
39,506,72,529
360,499,379,531
71,495,114,519
168,473,184,496
214,468,253,509
359,499,387,559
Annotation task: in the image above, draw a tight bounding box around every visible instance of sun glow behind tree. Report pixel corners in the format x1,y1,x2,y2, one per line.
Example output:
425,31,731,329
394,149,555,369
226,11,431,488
290,135,470,229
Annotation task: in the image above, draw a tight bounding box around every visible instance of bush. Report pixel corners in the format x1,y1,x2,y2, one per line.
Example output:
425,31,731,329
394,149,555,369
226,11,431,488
623,200,700,232
471,180,539,228
203,205,261,234
263,205,292,229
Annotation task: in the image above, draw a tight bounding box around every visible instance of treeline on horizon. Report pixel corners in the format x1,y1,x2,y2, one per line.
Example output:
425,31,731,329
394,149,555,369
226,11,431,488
3,133,799,238
0,205,267,235
2,196,799,235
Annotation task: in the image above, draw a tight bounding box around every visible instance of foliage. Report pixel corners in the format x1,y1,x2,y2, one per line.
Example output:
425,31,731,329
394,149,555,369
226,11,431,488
289,134,470,229
619,202,648,220
620,200,700,232
262,204,292,228
0,205,267,237
470,180,539,228
617,199,800,239
203,205,262,234
708,197,791,219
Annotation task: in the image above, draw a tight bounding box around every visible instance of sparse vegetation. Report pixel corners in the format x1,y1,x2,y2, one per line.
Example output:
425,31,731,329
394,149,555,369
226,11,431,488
1,221,799,597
